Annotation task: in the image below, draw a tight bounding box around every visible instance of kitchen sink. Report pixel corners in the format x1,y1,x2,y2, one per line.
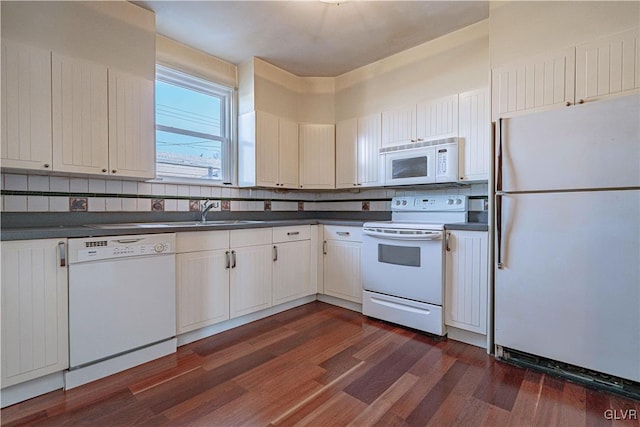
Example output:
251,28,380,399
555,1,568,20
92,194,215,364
87,220,264,229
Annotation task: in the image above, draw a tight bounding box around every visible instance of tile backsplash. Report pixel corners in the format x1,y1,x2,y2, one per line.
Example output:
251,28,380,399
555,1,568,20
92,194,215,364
0,173,488,214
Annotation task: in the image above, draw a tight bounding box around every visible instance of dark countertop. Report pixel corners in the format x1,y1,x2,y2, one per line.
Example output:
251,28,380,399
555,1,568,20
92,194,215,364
0,219,368,241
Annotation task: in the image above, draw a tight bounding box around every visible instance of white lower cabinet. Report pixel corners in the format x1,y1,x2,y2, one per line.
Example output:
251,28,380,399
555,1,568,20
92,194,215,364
272,226,313,305
322,226,362,303
176,231,230,334
444,230,488,335
228,228,274,318
1,239,69,388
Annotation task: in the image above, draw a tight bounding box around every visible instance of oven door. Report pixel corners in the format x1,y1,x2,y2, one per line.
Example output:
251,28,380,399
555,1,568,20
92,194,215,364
384,147,436,186
361,228,444,305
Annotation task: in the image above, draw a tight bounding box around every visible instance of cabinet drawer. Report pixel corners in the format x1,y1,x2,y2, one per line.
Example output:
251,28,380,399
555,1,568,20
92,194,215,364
324,225,362,242
176,230,229,253
273,225,311,243
230,228,272,248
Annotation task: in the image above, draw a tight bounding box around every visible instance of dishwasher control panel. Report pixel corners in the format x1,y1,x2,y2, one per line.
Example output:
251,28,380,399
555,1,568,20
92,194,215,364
68,234,176,264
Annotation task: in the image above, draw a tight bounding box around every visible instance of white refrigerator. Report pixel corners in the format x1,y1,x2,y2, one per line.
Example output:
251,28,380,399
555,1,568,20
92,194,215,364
494,94,640,383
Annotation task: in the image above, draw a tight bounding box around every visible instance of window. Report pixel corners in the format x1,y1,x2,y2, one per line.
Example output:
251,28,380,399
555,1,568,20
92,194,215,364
155,65,234,183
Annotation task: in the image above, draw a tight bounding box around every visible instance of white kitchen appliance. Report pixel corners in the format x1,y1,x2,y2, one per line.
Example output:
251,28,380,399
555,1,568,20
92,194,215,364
362,195,467,335
66,233,177,389
494,94,640,389
381,137,459,186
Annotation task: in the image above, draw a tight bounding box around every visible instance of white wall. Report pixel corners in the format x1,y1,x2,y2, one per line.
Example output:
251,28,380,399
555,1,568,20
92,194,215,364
1,1,156,79
334,20,489,120
490,1,640,67
156,35,236,88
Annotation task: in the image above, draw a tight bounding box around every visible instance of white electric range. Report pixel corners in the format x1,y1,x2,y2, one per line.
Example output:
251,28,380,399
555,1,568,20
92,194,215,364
361,195,468,335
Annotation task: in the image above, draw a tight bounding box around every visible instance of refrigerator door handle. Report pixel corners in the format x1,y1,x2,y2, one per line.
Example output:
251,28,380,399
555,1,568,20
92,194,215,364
496,192,504,269
496,118,503,193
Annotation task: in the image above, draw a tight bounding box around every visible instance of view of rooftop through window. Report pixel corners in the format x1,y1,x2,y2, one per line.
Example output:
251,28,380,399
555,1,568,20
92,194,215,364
155,66,231,181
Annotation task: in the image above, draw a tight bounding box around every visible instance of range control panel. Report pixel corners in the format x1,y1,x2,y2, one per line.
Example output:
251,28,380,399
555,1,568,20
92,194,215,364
68,234,176,264
391,195,468,212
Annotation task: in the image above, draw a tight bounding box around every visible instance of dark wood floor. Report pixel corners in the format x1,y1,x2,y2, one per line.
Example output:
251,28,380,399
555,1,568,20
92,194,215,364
2,301,639,426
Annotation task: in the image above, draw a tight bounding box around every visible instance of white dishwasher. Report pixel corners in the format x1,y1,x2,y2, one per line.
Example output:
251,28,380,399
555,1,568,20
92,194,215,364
66,233,176,389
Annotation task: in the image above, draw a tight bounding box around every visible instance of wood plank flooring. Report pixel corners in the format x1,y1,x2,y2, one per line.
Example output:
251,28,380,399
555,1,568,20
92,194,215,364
3,301,639,426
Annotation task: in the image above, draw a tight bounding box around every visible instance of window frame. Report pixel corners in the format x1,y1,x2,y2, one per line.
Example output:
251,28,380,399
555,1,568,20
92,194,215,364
154,64,235,185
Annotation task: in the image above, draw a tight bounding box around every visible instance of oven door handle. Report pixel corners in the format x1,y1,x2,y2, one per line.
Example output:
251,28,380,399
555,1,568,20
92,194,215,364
362,229,442,241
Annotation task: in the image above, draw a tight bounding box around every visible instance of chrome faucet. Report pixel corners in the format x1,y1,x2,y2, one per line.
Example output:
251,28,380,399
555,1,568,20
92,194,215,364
200,200,218,223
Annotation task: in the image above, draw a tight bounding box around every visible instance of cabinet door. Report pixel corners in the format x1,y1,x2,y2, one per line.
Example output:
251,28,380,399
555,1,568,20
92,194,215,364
52,53,109,175
458,88,490,182
229,244,273,318
108,69,155,179
176,249,230,334
323,240,362,303
273,240,312,305
416,94,458,142
256,111,280,188
445,231,488,335
299,124,335,189
492,48,575,119
1,239,68,388
381,106,416,147
278,118,299,189
576,28,640,103
1,41,52,171
335,118,358,189
357,113,383,187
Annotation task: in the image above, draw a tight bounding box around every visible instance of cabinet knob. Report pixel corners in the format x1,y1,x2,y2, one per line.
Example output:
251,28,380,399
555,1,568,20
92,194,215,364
43,163,50,168
578,99,585,104
565,102,572,107
102,168,107,173
112,169,117,174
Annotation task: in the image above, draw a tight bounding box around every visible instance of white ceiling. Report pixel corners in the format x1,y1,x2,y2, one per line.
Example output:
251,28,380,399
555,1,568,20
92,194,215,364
134,1,489,77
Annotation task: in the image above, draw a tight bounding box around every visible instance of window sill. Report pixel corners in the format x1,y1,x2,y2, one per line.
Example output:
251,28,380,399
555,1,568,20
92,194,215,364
147,176,235,188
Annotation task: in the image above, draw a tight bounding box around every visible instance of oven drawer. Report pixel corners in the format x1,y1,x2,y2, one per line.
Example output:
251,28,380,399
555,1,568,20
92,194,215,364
363,291,444,336
324,225,362,242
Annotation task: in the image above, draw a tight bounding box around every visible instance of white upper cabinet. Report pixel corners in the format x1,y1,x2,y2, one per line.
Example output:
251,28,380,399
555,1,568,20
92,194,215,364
336,114,383,189
416,94,459,141
299,123,335,189
357,113,383,187
335,118,358,188
255,111,280,187
382,95,458,147
241,111,299,189
52,53,109,175
458,88,490,182
381,106,416,147
1,41,52,171
575,27,640,103
277,118,299,188
108,69,155,179
492,47,576,119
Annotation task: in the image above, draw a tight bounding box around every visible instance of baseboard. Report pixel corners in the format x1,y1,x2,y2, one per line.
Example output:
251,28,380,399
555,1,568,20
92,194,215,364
177,295,317,346
316,294,362,313
446,326,488,351
1,372,64,408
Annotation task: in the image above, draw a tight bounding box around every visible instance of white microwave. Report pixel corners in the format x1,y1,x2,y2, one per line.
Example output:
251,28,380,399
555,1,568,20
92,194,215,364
381,137,459,186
